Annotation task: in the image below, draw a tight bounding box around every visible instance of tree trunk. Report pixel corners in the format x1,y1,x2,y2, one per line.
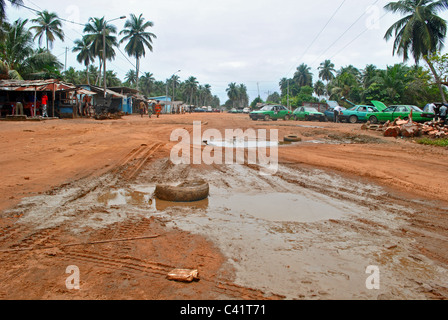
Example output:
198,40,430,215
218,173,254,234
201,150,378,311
135,57,140,91
424,55,447,104
86,64,90,85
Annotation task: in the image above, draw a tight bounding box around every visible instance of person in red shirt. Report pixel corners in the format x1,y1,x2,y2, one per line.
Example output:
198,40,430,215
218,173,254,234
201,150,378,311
155,100,162,118
41,93,49,117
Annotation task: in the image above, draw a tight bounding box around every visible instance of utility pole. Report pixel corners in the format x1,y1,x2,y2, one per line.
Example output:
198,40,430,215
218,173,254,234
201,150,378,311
287,80,290,110
64,47,68,73
257,82,260,99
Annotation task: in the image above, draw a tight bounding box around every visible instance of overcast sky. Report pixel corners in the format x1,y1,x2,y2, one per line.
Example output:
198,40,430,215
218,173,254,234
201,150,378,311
5,0,448,104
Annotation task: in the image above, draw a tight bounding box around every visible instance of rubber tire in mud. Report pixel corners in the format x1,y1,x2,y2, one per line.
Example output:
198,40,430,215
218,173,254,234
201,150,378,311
284,115,290,121
284,135,302,142
155,180,210,202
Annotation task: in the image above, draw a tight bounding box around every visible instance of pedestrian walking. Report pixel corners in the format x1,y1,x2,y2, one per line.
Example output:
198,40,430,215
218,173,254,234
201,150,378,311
139,101,146,118
155,100,162,118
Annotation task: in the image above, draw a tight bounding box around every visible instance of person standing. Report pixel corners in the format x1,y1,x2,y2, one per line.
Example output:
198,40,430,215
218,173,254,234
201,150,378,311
139,101,146,118
41,93,49,117
155,100,162,118
333,105,343,123
15,97,24,116
439,103,447,124
433,103,442,121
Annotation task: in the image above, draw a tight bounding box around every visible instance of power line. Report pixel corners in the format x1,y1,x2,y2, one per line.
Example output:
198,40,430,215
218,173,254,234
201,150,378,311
309,0,381,69
283,0,346,78
329,11,389,61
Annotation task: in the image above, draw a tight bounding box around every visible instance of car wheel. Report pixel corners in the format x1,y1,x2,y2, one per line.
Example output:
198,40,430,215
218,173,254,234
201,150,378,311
369,116,378,124
264,115,270,121
284,115,290,121
349,115,358,124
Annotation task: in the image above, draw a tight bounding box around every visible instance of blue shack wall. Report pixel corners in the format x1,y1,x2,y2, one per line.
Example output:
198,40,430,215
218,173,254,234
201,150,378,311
148,96,171,113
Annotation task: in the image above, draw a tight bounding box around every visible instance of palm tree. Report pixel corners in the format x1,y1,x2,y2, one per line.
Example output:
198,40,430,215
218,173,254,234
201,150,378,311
30,10,64,51
119,14,156,90
314,80,326,98
226,82,239,108
20,48,63,79
238,84,249,108
72,36,94,85
170,74,180,100
139,72,155,96
0,19,33,70
185,76,199,105
125,69,137,87
83,17,118,86
318,60,336,82
384,0,448,103
0,0,23,23
294,63,313,87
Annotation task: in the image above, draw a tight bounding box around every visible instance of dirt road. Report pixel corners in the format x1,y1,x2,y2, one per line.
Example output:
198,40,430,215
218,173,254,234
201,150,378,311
0,113,447,300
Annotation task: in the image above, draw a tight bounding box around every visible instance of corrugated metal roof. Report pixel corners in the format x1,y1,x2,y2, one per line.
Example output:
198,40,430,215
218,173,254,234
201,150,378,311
0,79,77,92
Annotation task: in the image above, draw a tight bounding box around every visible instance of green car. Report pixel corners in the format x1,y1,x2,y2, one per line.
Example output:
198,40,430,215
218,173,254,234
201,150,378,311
367,101,435,124
339,105,380,123
249,105,292,121
292,106,326,122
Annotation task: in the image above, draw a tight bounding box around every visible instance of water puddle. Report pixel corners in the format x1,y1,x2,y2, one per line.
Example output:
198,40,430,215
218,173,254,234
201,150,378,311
96,185,353,223
203,138,278,148
97,187,209,211
210,192,352,223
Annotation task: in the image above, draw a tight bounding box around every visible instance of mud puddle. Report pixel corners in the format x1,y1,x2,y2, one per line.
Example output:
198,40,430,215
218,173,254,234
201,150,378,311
203,138,279,148
5,160,448,300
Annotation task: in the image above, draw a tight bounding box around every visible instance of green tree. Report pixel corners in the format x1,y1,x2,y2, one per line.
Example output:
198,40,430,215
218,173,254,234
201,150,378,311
0,0,23,23
318,59,336,82
226,82,239,108
139,72,155,96
124,69,137,87
314,80,326,98
185,76,199,105
72,36,94,85
384,0,448,103
83,17,118,86
0,19,33,70
119,14,156,90
293,63,313,87
30,10,64,51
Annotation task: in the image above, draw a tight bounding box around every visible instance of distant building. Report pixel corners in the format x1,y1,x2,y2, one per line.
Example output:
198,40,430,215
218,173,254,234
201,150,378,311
147,96,172,114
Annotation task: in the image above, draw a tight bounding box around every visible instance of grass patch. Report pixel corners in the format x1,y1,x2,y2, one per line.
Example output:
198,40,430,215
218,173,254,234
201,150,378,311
417,137,448,147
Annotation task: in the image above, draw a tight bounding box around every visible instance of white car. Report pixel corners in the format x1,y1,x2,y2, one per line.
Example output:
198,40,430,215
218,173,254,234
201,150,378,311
243,107,251,114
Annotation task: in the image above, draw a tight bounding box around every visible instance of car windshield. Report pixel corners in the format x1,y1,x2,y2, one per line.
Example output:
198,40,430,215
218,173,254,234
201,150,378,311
410,106,423,112
260,106,273,111
348,107,356,111
305,107,318,112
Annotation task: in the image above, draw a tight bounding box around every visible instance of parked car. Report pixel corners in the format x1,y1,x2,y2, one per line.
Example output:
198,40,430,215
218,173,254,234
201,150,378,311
249,105,292,121
339,105,380,123
324,107,346,122
193,107,206,113
292,106,326,122
243,107,251,114
367,102,435,123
